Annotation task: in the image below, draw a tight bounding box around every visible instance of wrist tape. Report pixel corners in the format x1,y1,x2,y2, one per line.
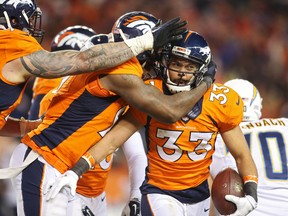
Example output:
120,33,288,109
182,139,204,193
243,175,258,184
243,175,258,202
123,30,153,56
82,152,96,169
71,157,91,177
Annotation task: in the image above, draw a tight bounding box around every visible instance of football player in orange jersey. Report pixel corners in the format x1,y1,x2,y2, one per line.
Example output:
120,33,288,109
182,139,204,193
48,30,258,216
28,25,97,120
29,25,147,216
5,12,217,216
0,0,187,137
210,79,288,216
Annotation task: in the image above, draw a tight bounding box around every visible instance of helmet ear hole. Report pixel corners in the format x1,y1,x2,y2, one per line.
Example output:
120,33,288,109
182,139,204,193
10,17,18,25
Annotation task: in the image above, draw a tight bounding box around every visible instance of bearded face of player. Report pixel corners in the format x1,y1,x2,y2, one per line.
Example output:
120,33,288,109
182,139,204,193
166,56,200,93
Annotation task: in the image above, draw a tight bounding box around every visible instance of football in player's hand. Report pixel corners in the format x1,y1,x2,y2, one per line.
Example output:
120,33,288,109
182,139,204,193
211,167,244,215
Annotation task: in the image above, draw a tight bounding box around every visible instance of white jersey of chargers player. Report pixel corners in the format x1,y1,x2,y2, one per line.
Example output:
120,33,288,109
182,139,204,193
210,79,288,216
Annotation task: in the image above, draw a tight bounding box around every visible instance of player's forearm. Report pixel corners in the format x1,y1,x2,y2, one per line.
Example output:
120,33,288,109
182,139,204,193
71,114,140,177
21,43,134,78
0,117,41,137
92,118,139,163
236,156,258,179
22,32,154,78
0,118,21,137
151,81,208,123
235,154,258,202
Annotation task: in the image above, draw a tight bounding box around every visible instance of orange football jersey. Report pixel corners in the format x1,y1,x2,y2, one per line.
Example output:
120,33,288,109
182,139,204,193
32,77,62,98
31,77,63,118
22,57,142,197
130,78,243,192
0,29,43,128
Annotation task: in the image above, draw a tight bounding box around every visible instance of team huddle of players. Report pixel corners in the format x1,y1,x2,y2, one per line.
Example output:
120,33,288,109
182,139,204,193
0,1,287,216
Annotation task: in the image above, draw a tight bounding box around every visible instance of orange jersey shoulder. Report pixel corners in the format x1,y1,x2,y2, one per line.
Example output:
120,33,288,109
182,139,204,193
32,77,62,97
203,83,244,132
0,29,43,65
131,81,243,191
99,57,142,76
0,29,43,127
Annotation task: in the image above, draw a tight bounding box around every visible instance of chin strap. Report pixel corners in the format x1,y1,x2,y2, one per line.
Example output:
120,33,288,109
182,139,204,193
3,11,13,30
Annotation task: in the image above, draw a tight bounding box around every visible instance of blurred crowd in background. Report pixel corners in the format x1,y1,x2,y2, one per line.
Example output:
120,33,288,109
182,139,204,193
1,0,288,215
37,0,288,118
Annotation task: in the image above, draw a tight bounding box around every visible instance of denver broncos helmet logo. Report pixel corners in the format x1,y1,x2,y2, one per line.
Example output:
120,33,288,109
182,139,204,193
0,0,34,8
55,31,91,50
118,15,157,34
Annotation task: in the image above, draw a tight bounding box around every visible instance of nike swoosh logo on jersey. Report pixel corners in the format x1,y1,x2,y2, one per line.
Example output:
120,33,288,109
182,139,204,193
204,208,210,212
236,96,240,105
101,194,106,202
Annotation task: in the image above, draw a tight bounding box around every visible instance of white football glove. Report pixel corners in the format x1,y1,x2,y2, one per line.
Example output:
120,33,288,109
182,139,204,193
43,170,79,200
225,195,257,216
121,198,141,216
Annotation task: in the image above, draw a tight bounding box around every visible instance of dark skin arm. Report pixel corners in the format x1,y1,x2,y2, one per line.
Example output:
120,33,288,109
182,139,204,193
100,74,209,123
0,117,41,137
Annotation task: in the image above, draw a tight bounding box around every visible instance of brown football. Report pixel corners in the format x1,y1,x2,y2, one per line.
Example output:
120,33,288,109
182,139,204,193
211,167,244,215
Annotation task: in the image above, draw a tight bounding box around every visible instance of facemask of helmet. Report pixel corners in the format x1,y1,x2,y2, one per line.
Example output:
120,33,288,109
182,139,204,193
50,25,96,52
111,11,161,66
224,79,263,121
159,31,211,93
0,0,44,43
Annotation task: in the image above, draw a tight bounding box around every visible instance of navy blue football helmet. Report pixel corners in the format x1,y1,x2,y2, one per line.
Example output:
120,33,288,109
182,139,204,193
81,33,112,51
112,11,161,65
50,25,96,52
0,0,44,42
158,30,211,93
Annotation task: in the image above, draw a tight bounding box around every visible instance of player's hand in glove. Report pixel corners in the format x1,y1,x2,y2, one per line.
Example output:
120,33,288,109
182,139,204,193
152,17,187,50
121,198,140,216
225,195,257,216
202,60,217,89
44,170,79,200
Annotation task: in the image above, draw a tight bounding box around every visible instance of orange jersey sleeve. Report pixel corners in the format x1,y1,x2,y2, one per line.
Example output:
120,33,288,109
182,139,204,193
32,77,62,98
97,57,142,76
38,88,58,117
131,81,243,192
22,59,143,197
0,29,43,128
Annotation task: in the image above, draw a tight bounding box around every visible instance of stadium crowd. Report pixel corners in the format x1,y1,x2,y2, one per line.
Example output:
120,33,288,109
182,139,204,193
36,0,288,118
